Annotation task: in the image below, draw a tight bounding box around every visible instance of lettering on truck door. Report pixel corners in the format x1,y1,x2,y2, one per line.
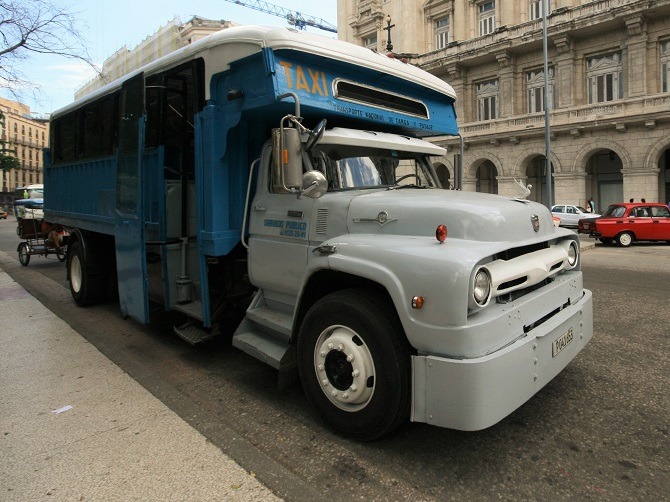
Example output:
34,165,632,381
247,148,314,296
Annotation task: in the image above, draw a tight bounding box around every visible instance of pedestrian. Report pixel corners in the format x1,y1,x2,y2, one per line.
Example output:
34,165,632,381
629,198,634,203
587,197,595,213
641,198,646,203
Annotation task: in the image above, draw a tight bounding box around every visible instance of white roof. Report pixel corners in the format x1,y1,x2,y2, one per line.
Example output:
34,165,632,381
54,26,456,118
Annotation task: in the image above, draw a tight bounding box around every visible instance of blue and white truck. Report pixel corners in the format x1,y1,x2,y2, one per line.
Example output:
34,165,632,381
45,26,592,440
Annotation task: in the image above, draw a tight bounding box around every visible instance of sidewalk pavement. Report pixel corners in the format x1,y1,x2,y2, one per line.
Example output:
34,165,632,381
0,269,281,501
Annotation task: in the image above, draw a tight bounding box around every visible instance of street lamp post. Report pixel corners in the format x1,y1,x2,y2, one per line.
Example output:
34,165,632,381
384,15,395,52
542,0,553,209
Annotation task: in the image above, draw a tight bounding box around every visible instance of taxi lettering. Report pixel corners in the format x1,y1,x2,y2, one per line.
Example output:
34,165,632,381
279,61,329,96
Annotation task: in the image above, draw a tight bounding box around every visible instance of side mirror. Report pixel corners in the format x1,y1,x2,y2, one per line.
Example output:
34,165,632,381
301,170,328,199
272,126,302,192
305,119,327,151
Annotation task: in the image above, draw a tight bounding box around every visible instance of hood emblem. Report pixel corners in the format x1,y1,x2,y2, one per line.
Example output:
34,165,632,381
510,178,532,204
353,211,398,227
531,214,540,232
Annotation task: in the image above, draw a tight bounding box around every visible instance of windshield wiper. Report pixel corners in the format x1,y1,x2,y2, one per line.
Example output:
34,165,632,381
387,184,430,190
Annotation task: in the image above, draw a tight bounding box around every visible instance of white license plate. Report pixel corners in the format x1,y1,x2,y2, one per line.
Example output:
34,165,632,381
552,328,574,357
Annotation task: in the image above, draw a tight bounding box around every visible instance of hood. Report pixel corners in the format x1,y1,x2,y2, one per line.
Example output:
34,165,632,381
346,189,558,243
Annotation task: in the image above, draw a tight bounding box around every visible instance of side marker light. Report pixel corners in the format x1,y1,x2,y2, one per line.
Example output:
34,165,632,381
436,224,447,243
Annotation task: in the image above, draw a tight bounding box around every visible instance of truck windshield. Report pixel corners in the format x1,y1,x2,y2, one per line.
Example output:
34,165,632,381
307,147,440,190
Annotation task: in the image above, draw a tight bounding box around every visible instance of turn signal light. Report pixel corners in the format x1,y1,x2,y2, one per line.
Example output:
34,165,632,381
411,296,424,309
436,224,447,243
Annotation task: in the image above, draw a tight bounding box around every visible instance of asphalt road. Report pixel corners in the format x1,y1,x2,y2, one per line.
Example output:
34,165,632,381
1,216,668,501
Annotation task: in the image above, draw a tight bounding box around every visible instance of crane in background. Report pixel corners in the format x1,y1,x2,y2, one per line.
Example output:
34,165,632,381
222,0,337,33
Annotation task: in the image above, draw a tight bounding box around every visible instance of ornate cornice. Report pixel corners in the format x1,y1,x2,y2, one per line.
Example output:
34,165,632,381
624,15,646,37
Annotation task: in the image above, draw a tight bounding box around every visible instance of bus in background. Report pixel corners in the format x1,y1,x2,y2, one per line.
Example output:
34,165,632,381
14,184,44,201
13,184,44,218
44,26,592,440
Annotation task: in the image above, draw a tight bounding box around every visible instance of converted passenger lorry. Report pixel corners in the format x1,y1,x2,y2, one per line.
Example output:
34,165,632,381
45,26,592,440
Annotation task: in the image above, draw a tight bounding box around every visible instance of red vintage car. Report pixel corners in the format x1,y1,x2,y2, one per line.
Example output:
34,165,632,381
578,202,670,246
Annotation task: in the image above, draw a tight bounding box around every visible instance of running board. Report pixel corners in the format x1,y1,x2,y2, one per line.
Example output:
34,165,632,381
174,323,216,345
172,300,203,321
232,291,295,371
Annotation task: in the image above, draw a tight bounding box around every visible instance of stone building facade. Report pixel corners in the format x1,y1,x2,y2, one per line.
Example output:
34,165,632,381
76,16,237,99
0,97,48,208
338,0,670,209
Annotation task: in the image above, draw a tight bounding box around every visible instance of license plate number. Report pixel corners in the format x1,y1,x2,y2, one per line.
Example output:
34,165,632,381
552,328,574,357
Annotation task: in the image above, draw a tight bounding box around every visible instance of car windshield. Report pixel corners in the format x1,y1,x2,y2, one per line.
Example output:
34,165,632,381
306,146,440,190
576,206,588,213
603,205,626,217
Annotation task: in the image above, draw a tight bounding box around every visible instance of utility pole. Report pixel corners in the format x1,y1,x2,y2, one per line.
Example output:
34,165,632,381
542,0,553,209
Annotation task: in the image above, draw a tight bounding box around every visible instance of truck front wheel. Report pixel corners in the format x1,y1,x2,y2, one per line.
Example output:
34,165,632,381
297,289,411,441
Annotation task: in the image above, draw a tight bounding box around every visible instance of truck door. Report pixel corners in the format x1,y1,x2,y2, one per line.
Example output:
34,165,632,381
115,73,150,323
248,147,314,298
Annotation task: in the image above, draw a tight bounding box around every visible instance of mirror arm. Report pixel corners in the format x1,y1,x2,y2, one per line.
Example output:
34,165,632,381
297,180,319,199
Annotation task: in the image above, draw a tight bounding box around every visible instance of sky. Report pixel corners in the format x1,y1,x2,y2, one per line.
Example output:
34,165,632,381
2,0,337,116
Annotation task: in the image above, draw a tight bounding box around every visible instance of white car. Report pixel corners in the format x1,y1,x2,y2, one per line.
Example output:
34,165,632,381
551,204,600,228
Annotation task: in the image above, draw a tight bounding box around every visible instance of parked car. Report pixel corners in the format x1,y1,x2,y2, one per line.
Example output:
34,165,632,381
578,202,670,247
551,204,600,228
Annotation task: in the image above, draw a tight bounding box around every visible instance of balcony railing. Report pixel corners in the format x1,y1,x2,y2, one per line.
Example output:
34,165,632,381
459,92,670,137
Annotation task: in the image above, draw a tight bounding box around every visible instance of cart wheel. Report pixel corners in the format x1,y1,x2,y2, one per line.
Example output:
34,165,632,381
18,243,31,266
57,247,66,262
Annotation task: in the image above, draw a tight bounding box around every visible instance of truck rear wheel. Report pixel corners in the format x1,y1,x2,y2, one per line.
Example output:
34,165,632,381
68,240,105,306
297,289,411,441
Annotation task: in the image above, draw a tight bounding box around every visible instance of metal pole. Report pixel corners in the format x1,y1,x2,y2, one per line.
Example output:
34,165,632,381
542,0,553,209
459,134,464,190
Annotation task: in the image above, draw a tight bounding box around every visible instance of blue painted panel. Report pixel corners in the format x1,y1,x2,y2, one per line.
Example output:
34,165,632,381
44,155,117,234
269,50,459,137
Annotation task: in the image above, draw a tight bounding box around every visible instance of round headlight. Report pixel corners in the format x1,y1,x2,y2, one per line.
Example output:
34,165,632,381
473,269,491,306
567,240,579,267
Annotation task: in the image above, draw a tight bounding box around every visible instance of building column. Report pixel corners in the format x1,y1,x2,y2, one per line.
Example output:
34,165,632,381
461,177,477,193
496,51,515,117
554,35,575,108
446,63,466,121
624,169,660,203
553,172,587,207
625,16,648,98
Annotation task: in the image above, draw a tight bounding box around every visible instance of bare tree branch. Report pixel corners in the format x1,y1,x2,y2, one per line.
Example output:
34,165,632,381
0,0,99,99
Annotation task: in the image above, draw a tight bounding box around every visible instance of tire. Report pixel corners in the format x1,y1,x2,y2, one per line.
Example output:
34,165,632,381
616,231,634,247
297,288,411,441
68,240,105,306
18,243,30,266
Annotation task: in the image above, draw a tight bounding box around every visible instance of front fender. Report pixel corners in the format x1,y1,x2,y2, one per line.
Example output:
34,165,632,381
302,234,495,351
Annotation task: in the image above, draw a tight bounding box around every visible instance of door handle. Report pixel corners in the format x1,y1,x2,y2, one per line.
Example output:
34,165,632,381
254,206,267,212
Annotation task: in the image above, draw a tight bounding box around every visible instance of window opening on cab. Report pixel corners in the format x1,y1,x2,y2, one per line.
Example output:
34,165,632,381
306,146,440,190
